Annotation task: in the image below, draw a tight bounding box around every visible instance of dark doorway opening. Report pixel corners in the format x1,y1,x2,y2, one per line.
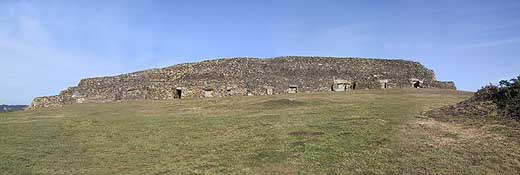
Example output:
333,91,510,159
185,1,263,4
413,81,421,88
176,89,182,99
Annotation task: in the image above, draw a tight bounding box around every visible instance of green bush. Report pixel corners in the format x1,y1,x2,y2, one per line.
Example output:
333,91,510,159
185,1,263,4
475,75,520,121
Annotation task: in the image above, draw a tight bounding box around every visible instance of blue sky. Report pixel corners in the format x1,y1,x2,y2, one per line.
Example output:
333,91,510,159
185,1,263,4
1,0,519,105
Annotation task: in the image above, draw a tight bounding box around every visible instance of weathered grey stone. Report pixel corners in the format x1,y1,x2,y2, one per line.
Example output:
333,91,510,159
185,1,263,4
332,79,353,91
287,85,299,94
379,79,390,89
29,56,457,109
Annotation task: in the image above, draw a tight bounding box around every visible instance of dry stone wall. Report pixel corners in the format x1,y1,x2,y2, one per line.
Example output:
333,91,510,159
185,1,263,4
29,56,456,109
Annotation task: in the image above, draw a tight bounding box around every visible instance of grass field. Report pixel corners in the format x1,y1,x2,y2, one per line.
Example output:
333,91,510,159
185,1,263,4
1,89,519,174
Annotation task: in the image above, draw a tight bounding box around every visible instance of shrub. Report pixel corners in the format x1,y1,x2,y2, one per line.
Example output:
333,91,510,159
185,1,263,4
476,75,520,120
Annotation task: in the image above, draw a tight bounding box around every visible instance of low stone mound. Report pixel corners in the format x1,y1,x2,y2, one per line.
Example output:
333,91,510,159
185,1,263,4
29,56,457,109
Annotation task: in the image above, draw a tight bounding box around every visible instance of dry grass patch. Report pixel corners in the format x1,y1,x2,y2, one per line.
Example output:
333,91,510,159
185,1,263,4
398,116,520,174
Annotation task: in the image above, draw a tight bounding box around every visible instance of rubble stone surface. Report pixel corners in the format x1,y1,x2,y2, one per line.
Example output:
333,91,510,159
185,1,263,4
29,56,456,109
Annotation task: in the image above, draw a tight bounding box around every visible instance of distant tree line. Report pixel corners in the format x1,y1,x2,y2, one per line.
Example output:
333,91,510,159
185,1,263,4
0,105,28,113
474,75,520,121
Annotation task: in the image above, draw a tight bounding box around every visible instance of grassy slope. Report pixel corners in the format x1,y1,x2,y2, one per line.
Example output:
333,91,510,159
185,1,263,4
0,89,517,174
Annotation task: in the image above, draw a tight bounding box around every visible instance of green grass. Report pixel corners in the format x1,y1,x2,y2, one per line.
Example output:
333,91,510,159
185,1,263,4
0,89,518,174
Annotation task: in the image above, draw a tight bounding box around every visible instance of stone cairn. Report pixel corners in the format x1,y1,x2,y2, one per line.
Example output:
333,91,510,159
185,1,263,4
29,56,456,109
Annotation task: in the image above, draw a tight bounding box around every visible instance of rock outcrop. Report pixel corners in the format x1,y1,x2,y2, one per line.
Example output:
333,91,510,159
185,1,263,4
30,56,456,109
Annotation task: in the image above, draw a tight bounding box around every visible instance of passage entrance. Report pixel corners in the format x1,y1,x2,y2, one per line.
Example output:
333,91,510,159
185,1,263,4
175,89,182,99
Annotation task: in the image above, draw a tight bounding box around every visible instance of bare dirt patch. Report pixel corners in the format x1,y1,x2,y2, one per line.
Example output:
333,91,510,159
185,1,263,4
288,131,324,137
290,141,306,146
259,99,306,109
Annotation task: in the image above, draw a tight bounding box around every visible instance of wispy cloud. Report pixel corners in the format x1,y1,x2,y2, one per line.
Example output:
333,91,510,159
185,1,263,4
0,1,125,104
458,38,520,49
1,0,519,103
